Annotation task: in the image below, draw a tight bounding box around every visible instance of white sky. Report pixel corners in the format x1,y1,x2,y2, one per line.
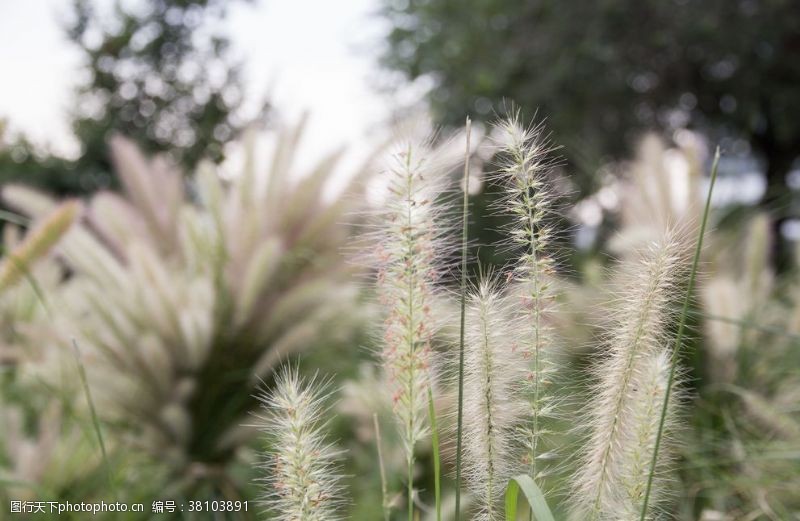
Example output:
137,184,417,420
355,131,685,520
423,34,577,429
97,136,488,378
0,0,398,164
0,0,81,155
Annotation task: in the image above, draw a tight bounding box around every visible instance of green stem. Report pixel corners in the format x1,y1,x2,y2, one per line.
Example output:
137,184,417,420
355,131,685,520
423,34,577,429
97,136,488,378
683,308,800,341
374,413,391,521
0,209,29,227
428,389,441,521
408,454,415,521
454,116,471,520
73,338,117,500
639,147,719,519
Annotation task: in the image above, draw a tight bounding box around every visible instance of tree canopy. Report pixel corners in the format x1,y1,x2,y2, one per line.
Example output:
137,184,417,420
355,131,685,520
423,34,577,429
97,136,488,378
1,0,261,194
381,0,800,197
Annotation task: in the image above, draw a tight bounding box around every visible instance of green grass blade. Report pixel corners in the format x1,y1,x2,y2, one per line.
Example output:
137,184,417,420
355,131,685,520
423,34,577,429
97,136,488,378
72,338,117,500
455,116,472,521
0,209,30,226
427,388,442,521
639,147,720,519
373,413,391,521
504,475,555,521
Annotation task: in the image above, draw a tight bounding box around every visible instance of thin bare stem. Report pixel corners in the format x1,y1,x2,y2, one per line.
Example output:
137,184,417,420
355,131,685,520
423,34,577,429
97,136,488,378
455,116,472,519
374,413,391,521
428,388,442,521
72,338,116,500
639,147,720,519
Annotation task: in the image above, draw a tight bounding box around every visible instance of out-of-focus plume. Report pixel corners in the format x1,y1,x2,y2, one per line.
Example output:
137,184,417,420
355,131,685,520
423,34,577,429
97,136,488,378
0,201,79,293
0,120,369,494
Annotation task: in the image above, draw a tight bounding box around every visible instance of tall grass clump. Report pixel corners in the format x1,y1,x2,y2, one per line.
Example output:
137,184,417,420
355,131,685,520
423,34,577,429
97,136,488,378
1,107,728,519
462,277,526,520
0,201,93,505
491,114,562,481
1,119,368,499
571,231,688,520
695,210,800,518
368,136,453,519
256,367,345,520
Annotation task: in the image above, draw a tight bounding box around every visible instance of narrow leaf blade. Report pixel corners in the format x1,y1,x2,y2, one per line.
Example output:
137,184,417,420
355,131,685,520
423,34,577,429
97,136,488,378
504,475,555,521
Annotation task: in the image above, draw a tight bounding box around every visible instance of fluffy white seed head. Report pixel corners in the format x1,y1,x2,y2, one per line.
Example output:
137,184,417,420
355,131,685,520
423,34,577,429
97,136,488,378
617,350,679,519
256,368,344,521
0,200,80,293
491,113,562,478
571,231,687,520
462,278,527,521
702,276,744,384
703,213,772,384
369,139,454,462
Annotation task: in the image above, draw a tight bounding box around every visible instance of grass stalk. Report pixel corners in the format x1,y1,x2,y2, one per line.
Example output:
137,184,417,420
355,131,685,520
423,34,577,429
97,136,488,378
374,413,391,521
378,140,441,521
0,208,116,500
463,278,524,520
408,454,415,521
258,368,344,518
0,209,29,227
428,388,442,521
639,147,720,519
0,201,78,292
454,116,471,520
72,338,116,500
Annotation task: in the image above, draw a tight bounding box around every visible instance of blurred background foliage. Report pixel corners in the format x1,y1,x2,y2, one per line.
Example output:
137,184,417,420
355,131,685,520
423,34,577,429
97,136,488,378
380,0,800,270
0,0,265,195
0,123,374,519
380,0,800,197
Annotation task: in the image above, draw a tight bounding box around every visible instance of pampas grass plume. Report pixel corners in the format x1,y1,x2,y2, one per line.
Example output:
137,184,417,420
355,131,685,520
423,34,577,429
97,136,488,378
372,137,452,473
462,277,526,520
571,231,687,520
0,200,80,292
617,350,679,519
492,113,561,479
256,367,344,521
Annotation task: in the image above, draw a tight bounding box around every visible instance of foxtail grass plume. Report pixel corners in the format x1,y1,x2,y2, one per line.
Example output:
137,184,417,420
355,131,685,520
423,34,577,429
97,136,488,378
256,367,344,520
571,232,687,520
462,278,526,520
701,276,744,384
617,350,679,519
374,141,446,454
0,201,80,293
492,114,560,480
370,136,453,511
703,213,772,384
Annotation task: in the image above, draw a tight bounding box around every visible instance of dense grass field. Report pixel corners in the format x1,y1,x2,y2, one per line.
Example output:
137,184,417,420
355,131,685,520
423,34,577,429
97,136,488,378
1,114,798,521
